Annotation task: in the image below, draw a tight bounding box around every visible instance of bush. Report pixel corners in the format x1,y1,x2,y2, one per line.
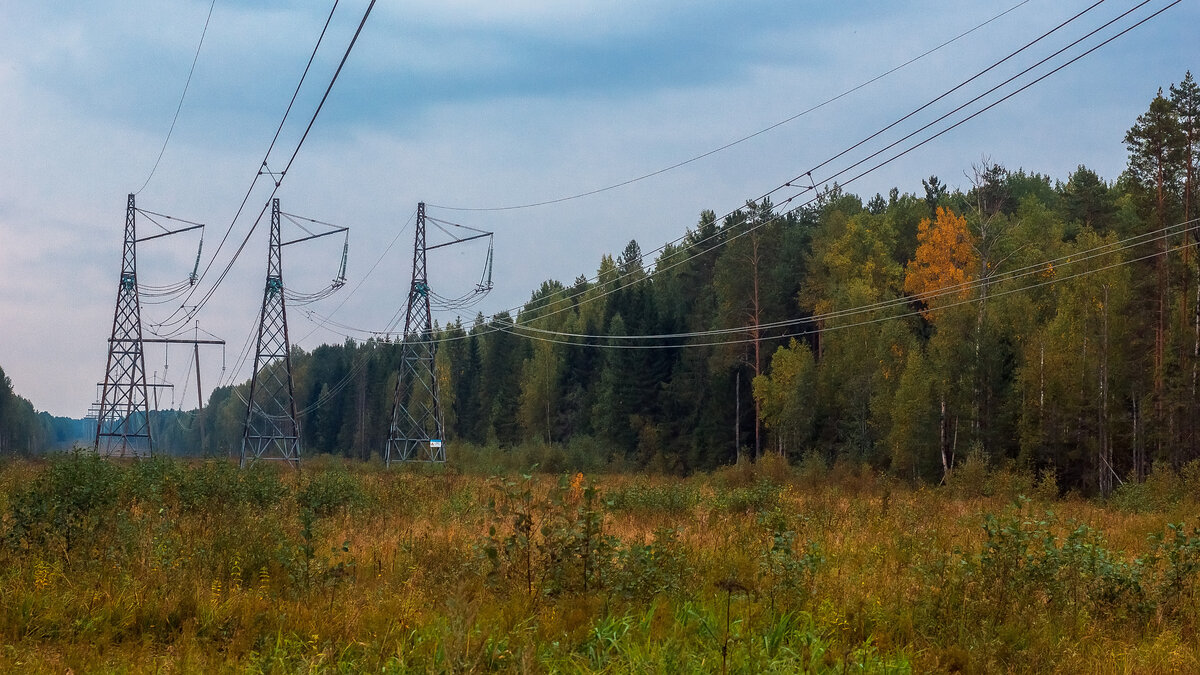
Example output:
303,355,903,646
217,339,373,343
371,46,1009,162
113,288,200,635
948,446,990,498
610,527,689,601
6,451,124,556
756,452,793,484
124,456,184,505
989,459,1036,501
451,440,609,476
710,457,760,489
757,513,823,610
712,481,782,514
514,442,568,475
796,451,828,488
297,466,365,518
564,436,608,473
178,460,286,512
607,480,700,516
962,499,1198,626
1109,462,1181,513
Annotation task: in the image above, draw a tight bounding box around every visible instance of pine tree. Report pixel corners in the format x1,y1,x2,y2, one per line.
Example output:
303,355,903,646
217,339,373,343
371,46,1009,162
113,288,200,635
1062,165,1115,231
1170,72,1200,461
1170,72,1200,224
1124,88,1185,466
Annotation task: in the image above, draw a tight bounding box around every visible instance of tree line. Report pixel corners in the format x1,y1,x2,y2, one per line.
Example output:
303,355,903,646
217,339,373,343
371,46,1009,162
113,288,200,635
4,73,1198,494
177,72,1200,489
0,364,86,454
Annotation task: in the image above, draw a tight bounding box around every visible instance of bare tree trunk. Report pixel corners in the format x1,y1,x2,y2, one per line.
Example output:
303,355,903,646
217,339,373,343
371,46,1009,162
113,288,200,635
1194,278,1199,460
1185,119,1199,465
1100,285,1112,496
1155,161,1168,466
1078,338,1087,454
1039,341,1045,412
940,396,949,483
735,372,741,464
356,356,367,461
1133,392,1143,482
975,279,987,446
1181,217,1192,467
751,231,763,462
951,417,959,470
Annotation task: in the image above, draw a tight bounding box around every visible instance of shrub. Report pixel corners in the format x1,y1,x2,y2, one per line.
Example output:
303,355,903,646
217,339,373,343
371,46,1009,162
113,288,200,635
796,450,828,488
966,499,1165,625
480,472,541,594
712,481,782,514
480,472,617,596
178,459,286,512
948,446,990,498
757,513,823,611
606,480,700,516
1030,467,1059,503
564,436,608,473
756,452,793,484
611,527,689,601
6,451,123,556
297,465,365,518
1110,462,1181,513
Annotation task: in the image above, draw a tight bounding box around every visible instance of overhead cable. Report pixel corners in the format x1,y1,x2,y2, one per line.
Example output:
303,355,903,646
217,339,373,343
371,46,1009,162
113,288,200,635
183,0,377,328
438,0,1119,327
500,225,1200,351
135,0,217,196
154,0,345,334
495,0,1173,329
426,0,1034,212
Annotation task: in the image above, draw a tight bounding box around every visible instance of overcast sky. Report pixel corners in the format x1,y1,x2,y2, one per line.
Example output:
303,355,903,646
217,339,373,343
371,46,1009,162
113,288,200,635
0,0,1195,417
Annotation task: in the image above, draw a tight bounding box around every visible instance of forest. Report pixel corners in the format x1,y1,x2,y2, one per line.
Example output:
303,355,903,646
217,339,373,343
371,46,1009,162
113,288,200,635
5,74,1200,496
0,365,83,455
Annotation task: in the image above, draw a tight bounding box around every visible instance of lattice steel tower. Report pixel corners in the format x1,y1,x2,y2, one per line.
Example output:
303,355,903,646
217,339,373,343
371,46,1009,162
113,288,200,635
96,194,152,457
241,198,301,468
386,202,446,464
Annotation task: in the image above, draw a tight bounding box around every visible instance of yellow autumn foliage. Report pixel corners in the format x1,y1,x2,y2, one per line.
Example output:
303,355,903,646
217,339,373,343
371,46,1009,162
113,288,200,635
903,207,979,318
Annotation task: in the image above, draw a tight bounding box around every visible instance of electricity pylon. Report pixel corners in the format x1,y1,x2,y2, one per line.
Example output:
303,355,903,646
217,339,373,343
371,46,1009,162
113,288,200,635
386,202,446,464
96,194,152,457
95,194,212,458
241,198,301,468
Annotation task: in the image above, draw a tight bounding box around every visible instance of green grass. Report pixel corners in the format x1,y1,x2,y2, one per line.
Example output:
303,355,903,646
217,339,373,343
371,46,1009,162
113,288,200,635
0,452,1198,672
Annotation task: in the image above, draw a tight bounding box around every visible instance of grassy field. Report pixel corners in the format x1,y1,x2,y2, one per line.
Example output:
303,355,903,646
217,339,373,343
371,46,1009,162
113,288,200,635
1,451,1199,673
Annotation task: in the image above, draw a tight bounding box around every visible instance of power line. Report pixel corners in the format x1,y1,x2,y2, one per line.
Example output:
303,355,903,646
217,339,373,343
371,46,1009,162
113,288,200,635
426,0,1035,212
154,0,345,334
772,0,1162,209
431,0,1125,328
499,221,1200,351
503,217,1200,346
438,0,1179,349
251,0,1174,359
229,205,417,391
222,312,262,389
294,207,417,344
771,0,1110,199
135,0,217,196
262,0,1146,353
622,0,1181,341
495,0,1175,329
308,211,1196,350
296,207,493,340
190,0,377,326
290,200,1190,415
211,1,1184,420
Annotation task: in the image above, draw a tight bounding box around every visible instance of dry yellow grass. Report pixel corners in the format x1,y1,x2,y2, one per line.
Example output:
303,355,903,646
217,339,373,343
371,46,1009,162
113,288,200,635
0,454,1197,672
